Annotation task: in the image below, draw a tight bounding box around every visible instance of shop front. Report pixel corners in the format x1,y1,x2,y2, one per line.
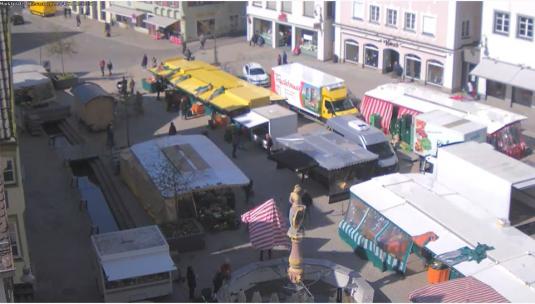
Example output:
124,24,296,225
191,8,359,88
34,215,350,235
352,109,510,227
277,23,292,48
405,54,422,80
145,14,180,40
344,40,359,63
253,18,272,46
426,60,444,86
295,27,318,57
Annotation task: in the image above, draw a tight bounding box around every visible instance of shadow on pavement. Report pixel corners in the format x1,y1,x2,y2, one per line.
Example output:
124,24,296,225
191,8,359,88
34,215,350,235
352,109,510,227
12,31,80,55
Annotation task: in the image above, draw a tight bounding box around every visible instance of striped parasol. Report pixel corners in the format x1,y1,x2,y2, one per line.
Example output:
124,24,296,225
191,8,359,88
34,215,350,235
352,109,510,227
241,199,290,250
408,276,509,303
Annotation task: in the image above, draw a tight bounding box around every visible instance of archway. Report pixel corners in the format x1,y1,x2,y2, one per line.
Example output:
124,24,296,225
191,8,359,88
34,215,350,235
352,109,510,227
382,49,399,74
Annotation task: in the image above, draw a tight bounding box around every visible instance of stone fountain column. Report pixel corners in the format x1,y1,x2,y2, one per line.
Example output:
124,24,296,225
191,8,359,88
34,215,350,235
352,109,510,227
288,203,306,284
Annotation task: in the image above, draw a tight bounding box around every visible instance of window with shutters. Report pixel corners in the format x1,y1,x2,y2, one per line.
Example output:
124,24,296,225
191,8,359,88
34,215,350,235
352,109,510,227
404,12,416,31
369,5,380,23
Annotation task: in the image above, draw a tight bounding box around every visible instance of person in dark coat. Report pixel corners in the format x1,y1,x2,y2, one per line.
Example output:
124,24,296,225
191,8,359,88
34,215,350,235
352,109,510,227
156,77,163,100
282,50,288,65
212,270,224,294
63,7,67,18
265,133,273,155
129,78,136,96
141,54,148,69
182,38,188,54
301,190,312,226
99,59,105,77
199,33,206,49
185,48,192,61
105,22,111,37
244,179,253,204
106,60,113,76
231,127,241,159
120,76,128,96
181,96,189,119
186,266,197,300
152,56,157,68
277,54,282,66
168,122,177,135
106,123,114,148
76,14,81,27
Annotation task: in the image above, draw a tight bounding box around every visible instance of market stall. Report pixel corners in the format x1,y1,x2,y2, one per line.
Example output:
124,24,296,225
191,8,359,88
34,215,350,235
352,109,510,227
71,82,115,131
119,135,250,238
338,142,535,302
274,130,378,203
91,225,176,302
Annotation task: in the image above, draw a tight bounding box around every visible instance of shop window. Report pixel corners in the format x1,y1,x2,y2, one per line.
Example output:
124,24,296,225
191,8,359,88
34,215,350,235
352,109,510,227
487,80,506,99
512,87,533,106
427,60,444,86
297,29,318,55
345,40,359,63
494,11,510,35
369,5,380,23
352,0,364,20
266,1,276,10
303,1,314,18
405,54,421,79
281,1,292,14
364,44,379,68
404,12,415,31
461,20,470,39
2,158,15,185
251,1,262,8
8,218,20,258
386,9,397,27
422,15,436,36
517,15,534,40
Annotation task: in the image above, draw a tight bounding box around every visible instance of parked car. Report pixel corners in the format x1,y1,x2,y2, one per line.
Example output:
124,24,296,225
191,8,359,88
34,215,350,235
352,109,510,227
10,14,24,25
242,62,270,87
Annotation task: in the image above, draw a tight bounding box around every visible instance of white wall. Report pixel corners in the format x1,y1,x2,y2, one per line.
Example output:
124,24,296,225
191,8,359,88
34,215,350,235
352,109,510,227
481,1,535,67
436,148,512,221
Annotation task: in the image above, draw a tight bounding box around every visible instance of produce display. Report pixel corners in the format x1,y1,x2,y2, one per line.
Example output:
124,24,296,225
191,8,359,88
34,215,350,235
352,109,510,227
414,119,432,153
160,218,202,239
195,190,239,232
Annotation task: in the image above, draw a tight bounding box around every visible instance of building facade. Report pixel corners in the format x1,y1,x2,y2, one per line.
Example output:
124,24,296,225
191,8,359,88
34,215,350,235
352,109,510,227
0,7,31,302
247,1,336,61
334,1,482,92
70,1,246,42
472,1,535,108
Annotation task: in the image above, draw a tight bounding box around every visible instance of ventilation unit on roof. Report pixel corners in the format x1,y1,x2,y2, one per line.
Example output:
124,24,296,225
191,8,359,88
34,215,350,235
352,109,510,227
348,120,369,131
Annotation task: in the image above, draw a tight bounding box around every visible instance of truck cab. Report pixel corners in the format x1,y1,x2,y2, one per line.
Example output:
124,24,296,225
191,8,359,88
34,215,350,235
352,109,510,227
322,85,357,119
326,115,399,174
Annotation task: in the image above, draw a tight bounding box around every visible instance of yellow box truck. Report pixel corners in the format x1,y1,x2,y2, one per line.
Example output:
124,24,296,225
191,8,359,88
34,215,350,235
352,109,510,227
29,2,57,17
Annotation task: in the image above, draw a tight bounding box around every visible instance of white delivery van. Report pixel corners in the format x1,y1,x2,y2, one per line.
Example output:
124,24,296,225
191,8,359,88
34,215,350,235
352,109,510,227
326,115,398,174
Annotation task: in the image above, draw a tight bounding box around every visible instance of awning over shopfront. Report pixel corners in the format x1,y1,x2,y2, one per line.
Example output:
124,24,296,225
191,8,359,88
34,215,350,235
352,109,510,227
103,5,144,18
144,14,179,29
470,58,521,86
510,68,535,92
233,111,269,129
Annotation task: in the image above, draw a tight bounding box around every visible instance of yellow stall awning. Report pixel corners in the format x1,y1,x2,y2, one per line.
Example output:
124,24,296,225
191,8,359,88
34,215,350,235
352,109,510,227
172,77,209,96
210,93,249,112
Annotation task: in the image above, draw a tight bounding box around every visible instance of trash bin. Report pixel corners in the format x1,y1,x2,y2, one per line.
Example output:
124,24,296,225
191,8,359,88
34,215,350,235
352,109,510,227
427,261,450,284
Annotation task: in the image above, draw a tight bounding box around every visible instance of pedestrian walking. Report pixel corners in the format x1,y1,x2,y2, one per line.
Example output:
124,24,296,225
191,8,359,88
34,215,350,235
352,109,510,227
251,32,259,46
156,77,163,100
99,59,105,77
277,54,282,66
181,96,189,119
141,54,148,69
105,22,111,37
182,38,188,54
68,8,72,17
244,179,253,204
129,78,136,96
212,270,224,294
63,7,67,18
265,133,273,155
282,50,288,65
220,259,231,281
186,266,197,300
199,33,206,49
106,60,113,76
106,123,114,148
168,122,177,135
259,249,272,261
76,14,81,27
120,76,127,96
231,126,241,159
185,48,193,61
152,56,157,68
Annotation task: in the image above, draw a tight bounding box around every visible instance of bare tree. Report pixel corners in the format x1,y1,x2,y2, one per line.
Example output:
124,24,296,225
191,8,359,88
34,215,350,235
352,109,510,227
46,31,77,75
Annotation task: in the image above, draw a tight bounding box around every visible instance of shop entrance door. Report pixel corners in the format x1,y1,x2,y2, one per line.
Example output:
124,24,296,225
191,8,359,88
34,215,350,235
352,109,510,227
277,24,292,48
382,49,399,74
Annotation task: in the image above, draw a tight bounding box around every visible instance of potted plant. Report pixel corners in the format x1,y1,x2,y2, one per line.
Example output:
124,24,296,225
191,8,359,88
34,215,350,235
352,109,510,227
47,35,79,90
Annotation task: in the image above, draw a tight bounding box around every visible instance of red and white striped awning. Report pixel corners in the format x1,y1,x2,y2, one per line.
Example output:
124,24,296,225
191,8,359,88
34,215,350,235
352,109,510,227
408,276,509,303
397,106,421,118
360,95,394,133
241,199,290,250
